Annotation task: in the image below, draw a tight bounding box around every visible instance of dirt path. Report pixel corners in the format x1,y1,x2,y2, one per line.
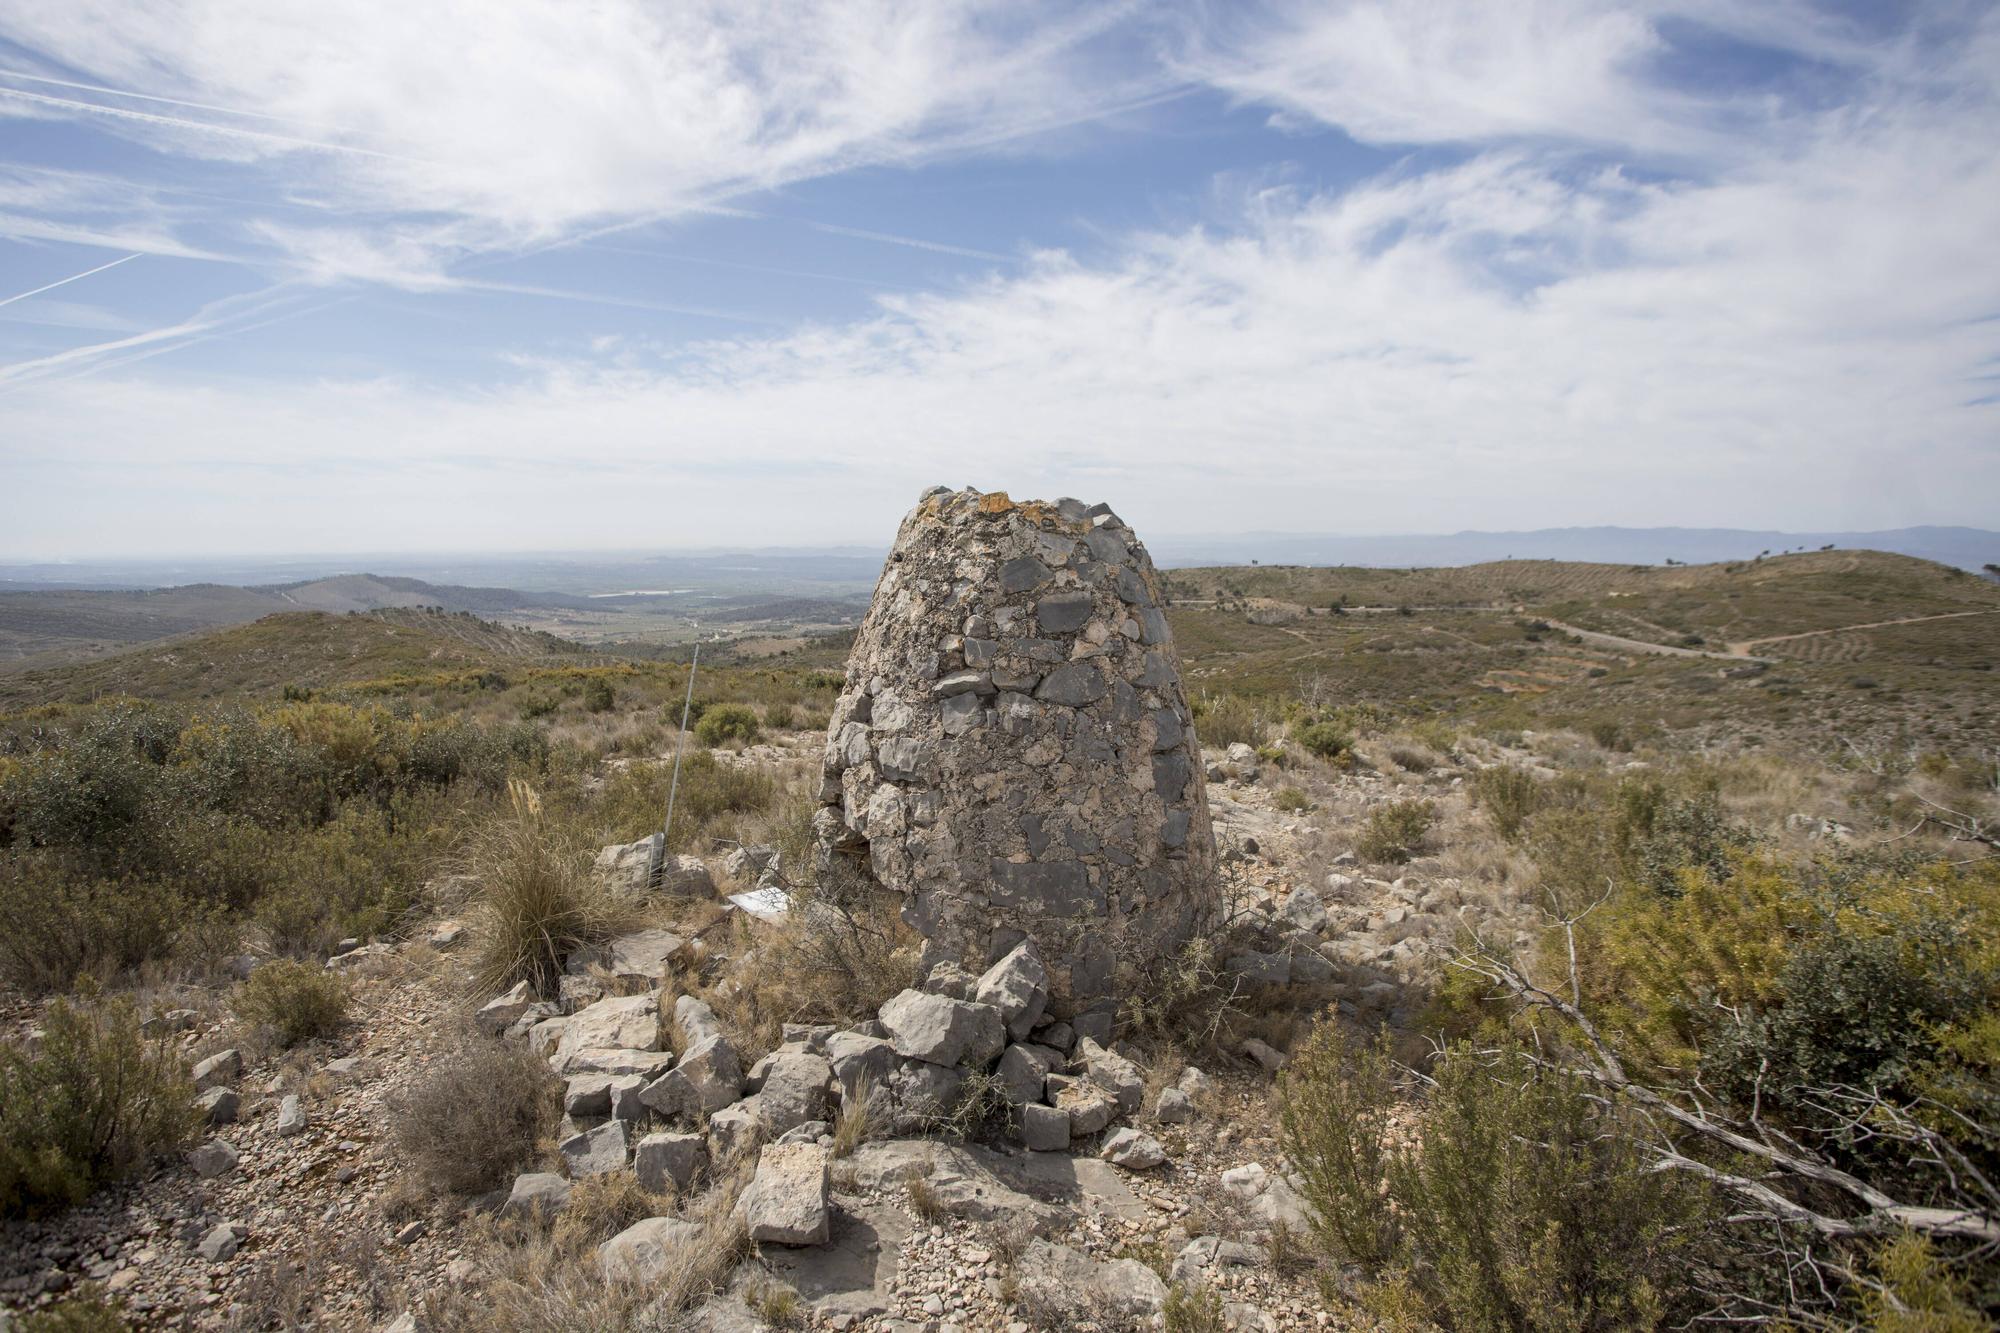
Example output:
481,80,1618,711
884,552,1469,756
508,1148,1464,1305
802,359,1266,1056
1727,608,2000,654
1539,619,1765,662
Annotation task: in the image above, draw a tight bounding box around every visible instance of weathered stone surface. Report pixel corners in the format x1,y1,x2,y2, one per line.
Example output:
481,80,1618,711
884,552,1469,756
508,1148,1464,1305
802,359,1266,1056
1100,1126,1165,1169
812,489,1217,1010
557,994,661,1058
878,990,1004,1068
639,1034,743,1121
549,1046,673,1079
192,1049,242,1091
197,1086,238,1126
599,1216,702,1284
503,1172,571,1219
275,1094,307,1137
188,1137,239,1179
741,1142,830,1245
886,1059,965,1133
1015,1240,1166,1320
756,1052,832,1136
634,1132,707,1193
476,981,536,1037
1020,1102,1069,1152
197,1222,248,1262
1277,886,1328,934
996,1043,1056,1106
974,940,1049,1039
1049,1075,1118,1136
1076,1038,1145,1115
567,928,690,986
825,1030,898,1103
559,1120,629,1177
1154,1087,1192,1124
674,994,726,1046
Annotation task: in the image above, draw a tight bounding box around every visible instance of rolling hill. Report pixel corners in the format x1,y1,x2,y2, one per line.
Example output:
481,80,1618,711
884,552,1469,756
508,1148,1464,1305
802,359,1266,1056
0,608,597,710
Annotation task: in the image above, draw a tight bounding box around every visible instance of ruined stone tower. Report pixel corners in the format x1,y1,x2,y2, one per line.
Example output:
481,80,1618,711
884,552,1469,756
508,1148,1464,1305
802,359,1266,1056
813,487,1217,1019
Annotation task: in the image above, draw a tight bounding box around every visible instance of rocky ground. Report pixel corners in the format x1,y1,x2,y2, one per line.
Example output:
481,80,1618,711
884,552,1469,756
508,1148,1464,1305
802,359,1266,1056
1,733,1533,1332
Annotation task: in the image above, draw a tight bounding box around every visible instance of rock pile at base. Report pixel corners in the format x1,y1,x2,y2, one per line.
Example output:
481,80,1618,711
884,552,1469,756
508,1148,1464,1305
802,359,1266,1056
813,487,1218,1025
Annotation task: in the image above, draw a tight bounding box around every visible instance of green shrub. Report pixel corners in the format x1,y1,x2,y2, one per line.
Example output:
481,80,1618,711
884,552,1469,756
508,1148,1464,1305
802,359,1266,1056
1273,786,1311,813
231,960,350,1047
388,1028,557,1195
1356,798,1436,864
582,678,616,713
597,749,778,853
0,997,197,1217
17,1294,132,1332
1294,720,1352,760
1192,694,1266,750
0,857,196,993
763,702,796,731
517,692,560,720
1161,1281,1227,1333
1282,1027,1717,1331
694,703,760,746
1391,1047,1712,1329
470,783,634,996
1470,766,1542,841
1280,1026,1400,1267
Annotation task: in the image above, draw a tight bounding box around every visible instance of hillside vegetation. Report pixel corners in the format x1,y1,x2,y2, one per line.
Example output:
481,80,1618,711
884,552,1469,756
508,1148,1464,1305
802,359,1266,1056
0,552,1994,1329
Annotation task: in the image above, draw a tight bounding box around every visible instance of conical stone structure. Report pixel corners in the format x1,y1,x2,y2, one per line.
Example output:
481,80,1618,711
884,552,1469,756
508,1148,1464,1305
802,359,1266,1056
813,487,1217,1020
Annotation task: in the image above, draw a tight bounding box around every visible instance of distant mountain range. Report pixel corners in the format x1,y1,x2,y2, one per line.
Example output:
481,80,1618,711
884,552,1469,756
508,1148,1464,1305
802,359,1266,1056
1146,525,2000,573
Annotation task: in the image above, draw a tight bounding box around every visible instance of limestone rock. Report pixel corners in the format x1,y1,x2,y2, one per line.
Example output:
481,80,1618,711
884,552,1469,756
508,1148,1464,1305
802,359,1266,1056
197,1086,238,1126
559,1120,629,1177
639,1034,743,1121
187,1137,239,1179
756,1052,832,1136
599,1216,702,1284
974,940,1049,1040
275,1094,307,1137
566,928,690,986
1100,1127,1165,1169
811,489,1217,1008
878,990,1004,1068
1154,1087,1192,1124
1020,1102,1069,1152
674,994,726,1047
192,1049,242,1091
475,981,536,1037
1049,1075,1118,1136
503,1172,572,1219
635,1132,707,1194
197,1222,248,1262
741,1142,830,1246
995,1043,1056,1106
557,994,660,1058
1076,1038,1144,1114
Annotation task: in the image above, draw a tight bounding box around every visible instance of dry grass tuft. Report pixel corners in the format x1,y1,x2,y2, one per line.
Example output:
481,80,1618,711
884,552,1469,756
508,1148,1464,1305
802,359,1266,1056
468,782,637,997
387,1024,558,1196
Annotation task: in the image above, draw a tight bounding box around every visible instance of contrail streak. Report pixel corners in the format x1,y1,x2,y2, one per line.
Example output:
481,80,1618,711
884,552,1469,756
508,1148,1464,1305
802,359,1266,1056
0,253,140,309
0,87,432,164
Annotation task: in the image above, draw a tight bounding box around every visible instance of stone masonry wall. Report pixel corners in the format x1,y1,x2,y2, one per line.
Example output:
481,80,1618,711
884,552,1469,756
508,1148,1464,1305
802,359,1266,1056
813,487,1217,1018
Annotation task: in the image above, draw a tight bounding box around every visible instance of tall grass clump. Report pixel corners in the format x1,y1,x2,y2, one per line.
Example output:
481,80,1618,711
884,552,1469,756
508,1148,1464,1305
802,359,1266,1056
1,996,198,1217
469,782,634,996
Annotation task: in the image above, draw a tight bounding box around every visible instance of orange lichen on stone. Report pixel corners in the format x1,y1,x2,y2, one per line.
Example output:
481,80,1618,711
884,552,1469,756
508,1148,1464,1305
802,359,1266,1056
976,492,1016,514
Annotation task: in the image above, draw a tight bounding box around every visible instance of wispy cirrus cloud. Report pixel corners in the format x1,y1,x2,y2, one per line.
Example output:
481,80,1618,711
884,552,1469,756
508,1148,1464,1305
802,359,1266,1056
2,2,1996,555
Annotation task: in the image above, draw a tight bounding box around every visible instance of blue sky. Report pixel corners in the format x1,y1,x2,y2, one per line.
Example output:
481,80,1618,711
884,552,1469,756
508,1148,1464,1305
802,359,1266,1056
0,1,1995,558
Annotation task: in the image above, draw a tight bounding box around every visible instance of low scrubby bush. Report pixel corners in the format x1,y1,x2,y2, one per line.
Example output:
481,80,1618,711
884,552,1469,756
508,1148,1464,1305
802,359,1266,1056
388,1029,556,1195
1282,1026,1718,1330
582,677,615,714
1293,720,1351,760
0,997,198,1217
1356,798,1436,864
694,703,760,746
232,960,350,1047
1469,766,1542,841
596,749,777,854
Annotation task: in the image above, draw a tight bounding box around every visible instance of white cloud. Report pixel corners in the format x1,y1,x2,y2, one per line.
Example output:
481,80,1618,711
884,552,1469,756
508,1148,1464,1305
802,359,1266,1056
0,0,1163,278
2,3,1995,555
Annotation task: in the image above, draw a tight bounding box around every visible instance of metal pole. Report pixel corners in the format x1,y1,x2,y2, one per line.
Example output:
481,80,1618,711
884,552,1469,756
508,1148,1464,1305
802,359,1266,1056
661,639,700,855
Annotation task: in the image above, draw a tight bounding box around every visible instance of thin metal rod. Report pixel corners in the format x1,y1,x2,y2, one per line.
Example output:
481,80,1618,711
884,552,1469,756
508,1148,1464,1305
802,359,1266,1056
662,639,700,853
